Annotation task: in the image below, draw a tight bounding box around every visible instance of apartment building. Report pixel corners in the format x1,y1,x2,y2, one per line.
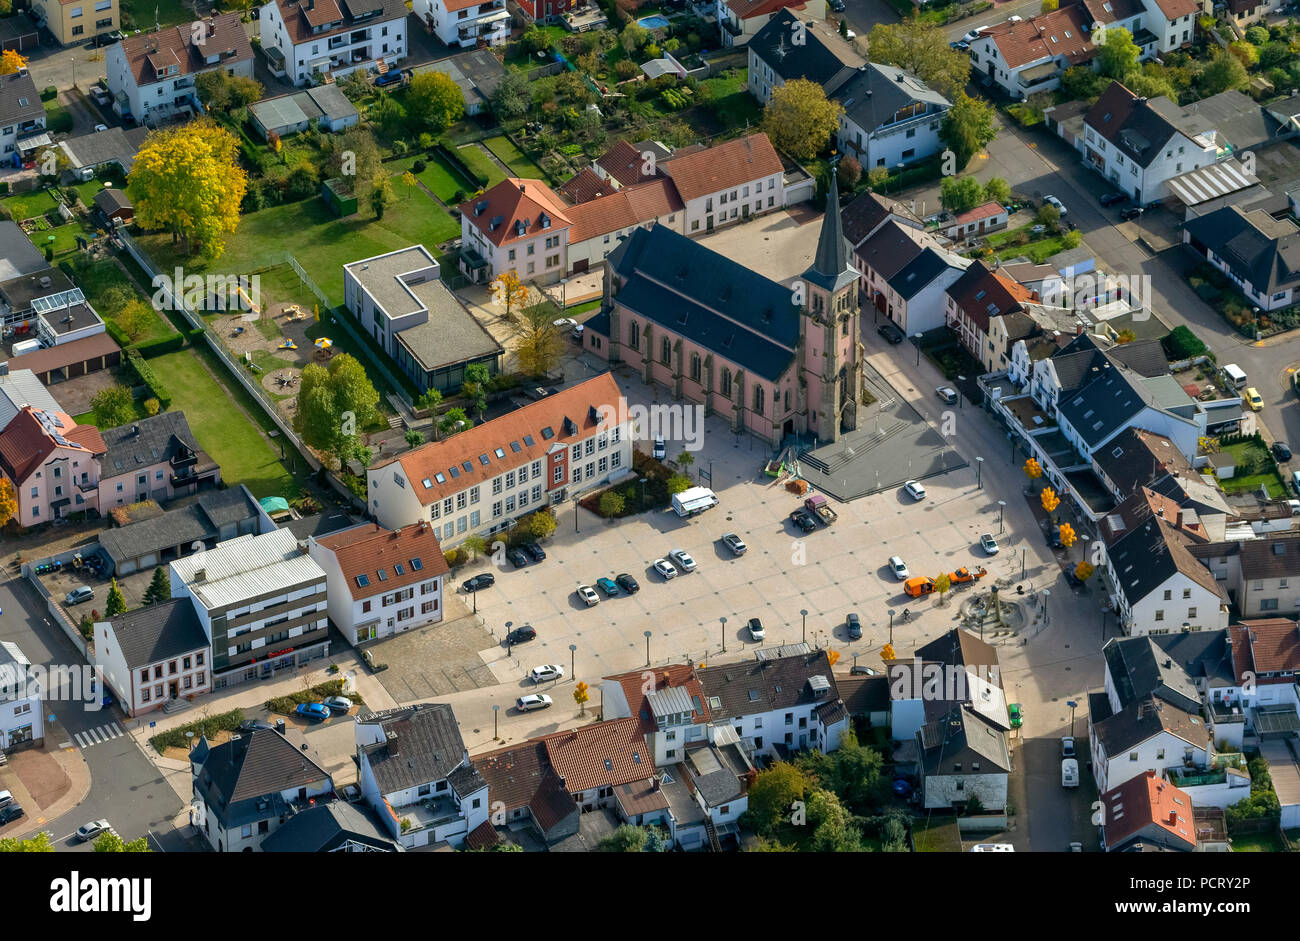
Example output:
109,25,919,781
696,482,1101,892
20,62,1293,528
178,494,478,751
717,0,825,47
94,598,211,717
0,70,46,167
413,0,509,48
308,521,449,645
260,0,407,86
31,0,118,46
0,641,43,753
367,372,632,546
170,529,329,690
0,405,105,525
97,411,220,509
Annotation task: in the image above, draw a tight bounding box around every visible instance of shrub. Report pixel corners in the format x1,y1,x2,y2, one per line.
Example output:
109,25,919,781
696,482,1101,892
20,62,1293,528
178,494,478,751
264,679,348,716
125,349,172,408
1163,324,1208,360
144,397,161,416
412,158,427,174
148,709,245,752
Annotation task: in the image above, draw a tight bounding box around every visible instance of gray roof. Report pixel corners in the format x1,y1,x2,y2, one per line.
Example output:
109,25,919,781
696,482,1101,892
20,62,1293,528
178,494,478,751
1092,428,1192,496
685,744,746,807
837,61,950,135
59,126,149,174
1159,90,1274,154
394,278,504,373
360,703,473,796
279,510,357,541
837,674,890,715
1057,361,1148,449
803,171,858,293
249,94,311,131
100,597,208,670
304,84,356,122
1086,82,1183,170
100,411,206,477
1184,205,1300,296
749,10,862,97
0,368,60,434
0,71,42,130
93,187,133,213
1103,635,1204,713
98,489,259,565
889,246,957,300
840,190,920,246
259,800,401,852
697,650,840,719
193,729,332,828
854,219,925,282
918,705,1010,775
1091,695,1208,755
1106,338,1169,379
0,221,48,283
1105,513,1226,607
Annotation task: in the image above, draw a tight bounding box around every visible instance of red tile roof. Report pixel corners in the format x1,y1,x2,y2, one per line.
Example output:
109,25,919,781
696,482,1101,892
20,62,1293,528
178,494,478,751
726,0,813,19
1231,619,1300,681
117,14,253,88
474,741,550,811
540,717,650,793
1149,0,1201,19
952,201,1006,226
605,663,708,735
595,139,652,188
375,372,624,504
464,818,500,850
566,178,683,243
1102,771,1195,851
947,260,1033,333
661,132,783,202
0,407,102,484
558,167,617,204
458,178,573,248
313,521,449,600
981,5,1095,70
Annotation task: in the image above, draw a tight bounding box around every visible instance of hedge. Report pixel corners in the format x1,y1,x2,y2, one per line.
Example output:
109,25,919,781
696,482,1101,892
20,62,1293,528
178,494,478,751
264,678,349,715
134,333,187,358
103,318,131,348
434,141,487,188
148,708,245,752
125,349,172,409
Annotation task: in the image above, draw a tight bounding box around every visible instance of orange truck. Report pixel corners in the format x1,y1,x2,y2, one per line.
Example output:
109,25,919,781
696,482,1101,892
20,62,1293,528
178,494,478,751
904,576,935,598
949,566,988,584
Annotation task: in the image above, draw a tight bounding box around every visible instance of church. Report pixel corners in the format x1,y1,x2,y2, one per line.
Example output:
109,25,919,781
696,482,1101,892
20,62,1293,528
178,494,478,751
582,175,865,446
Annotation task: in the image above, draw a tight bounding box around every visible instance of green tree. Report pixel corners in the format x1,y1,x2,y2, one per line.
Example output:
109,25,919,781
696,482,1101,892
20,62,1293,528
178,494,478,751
104,579,127,618
1124,65,1179,103
90,385,136,429
940,175,985,213
676,450,695,476
806,788,863,852
370,170,395,218
522,509,557,540
405,429,425,449
142,566,171,606
1062,229,1082,249
491,68,532,120
0,832,53,852
1060,65,1110,101
462,534,488,560
295,363,341,456
1097,26,1140,79
749,836,798,851
438,407,473,440
866,17,971,99
940,93,997,171
521,23,551,54
599,490,626,517
1036,202,1061,228
92,832,152,852
513,301,567,377
743,762,808,836
418,388,443,414
463,362,490,420
407,70,466,132
983,176,1011,205
96,285,133,315
621,23,650,54
761,78,842,161
666,473,691,495
598,824,649,851
1201,50,1249,95
327,353,379,434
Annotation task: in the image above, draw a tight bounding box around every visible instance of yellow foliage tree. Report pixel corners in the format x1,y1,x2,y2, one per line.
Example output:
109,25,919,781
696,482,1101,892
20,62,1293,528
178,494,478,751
881,643,896,662
1040,486,1060,515
934,571,952,604
1058,522,1077,548
827,649,840,666
761,78,843,161
573,680,590,715
129,118,247,260
491,269,529,318
0,477,15,528
1024,457,1043,480
401,170,418,188
1075,560,1095,581
0,50,26,76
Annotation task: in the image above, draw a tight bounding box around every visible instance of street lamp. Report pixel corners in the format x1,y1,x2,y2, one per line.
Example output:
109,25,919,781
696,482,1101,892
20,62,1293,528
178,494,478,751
997,500,1006,534
492,703,499,740
914,333,922,366
1067,699,1077,739
720,616,728,654
976,456,984,488
644,630,652,666
569,643,577,680
639,477,647,507
1020,547,1026,580
801,608,808,644
888,608,896,647
1041,589,1050,626
956,376,965,409
573,496,580,533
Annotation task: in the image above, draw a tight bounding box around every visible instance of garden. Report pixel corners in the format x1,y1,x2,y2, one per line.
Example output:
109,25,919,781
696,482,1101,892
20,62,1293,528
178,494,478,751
1188,262,1300,339
1214,432,1287,499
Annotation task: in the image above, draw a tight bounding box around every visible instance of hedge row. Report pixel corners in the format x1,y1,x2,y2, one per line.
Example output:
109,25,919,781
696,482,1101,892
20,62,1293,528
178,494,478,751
433,141,487,188
103,318,131,348
125,349,172,409
148,708,245,752
134,333,187,359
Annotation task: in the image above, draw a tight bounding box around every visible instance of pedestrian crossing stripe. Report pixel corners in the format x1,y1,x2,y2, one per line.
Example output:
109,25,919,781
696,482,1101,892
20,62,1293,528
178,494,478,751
72,723,124,749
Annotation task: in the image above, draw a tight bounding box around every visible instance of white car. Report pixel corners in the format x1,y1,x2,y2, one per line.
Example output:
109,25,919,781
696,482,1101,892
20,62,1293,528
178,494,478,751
903,480,927,501
653,558,677,579
75,819,112,842
577,585,599,606
936,386,959,405
1043,194,1067,216
652,435,666,460
530,664,565,683
93,124,108,132
553,317,577,330
888,555,909,580
722,533,747,556
516,694,553,712
668,549,697,573
980,533,1000,555
747,617,765,641
1007,14,1023,22
962,27,988,42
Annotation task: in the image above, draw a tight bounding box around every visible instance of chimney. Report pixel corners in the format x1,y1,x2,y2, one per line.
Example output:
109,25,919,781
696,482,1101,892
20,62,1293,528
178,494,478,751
1176,509,1183,529
386,729,399,756
520,183,526,193
132,424,140,436
1168,810,1178,825
194,568,206,582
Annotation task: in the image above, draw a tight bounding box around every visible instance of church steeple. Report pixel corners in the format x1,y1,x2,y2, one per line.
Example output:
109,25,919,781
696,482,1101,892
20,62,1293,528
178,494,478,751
802,167,858,294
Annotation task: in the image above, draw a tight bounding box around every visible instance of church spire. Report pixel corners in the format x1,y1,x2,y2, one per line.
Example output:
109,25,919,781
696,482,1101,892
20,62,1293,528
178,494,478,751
802,164,858,293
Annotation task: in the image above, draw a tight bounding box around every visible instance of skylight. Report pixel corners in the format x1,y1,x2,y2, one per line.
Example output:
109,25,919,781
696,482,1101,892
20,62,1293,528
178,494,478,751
541,427,554,439
435,473,446,484
355,574,370,588
523,434,535,447
377,569,388,581
410,558,423,571
422,478,432,488
394,563,404,575
494,448,505,458
510,441,522,453
462,461,473,473
479,454,491,465
449,466,460,479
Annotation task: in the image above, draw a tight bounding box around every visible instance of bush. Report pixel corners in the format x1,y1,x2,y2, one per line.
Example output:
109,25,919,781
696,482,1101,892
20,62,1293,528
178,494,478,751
1163,324,1208,360
412,158,427,174
41,86,58,102
264,679,350,716
148,709,246,752
125,349,172,408
134,333,186,359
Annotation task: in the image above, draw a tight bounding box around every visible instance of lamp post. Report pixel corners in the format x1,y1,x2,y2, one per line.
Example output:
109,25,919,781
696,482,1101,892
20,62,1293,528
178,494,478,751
957,376,965,409
492,703,499,740
505,620,513,656
472,585,478,615
1020,547,1026,580
976,456,984,488
801,608,808,644
573,496,580,533
707,460,713,485
720,616,727,654
1041,588,1050,627
1067,699,1077,739
888,608,896,647
997,500,1006,534
569,643,577,680
644,630,652,666
639,477,647,507
185,731,194,754
914,333,922,366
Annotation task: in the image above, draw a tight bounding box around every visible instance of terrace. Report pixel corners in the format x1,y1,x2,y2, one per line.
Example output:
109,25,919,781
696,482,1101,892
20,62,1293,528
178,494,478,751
396,793,465,832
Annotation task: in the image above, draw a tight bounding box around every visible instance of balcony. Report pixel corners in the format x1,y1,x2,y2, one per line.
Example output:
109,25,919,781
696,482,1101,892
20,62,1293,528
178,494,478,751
721,18,741,36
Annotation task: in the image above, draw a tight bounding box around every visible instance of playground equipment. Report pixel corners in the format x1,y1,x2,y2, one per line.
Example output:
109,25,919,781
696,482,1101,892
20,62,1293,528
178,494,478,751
278,339,298,350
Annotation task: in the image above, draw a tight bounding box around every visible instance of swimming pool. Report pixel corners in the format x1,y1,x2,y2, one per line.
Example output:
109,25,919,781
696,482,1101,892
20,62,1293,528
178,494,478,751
637,14,670,28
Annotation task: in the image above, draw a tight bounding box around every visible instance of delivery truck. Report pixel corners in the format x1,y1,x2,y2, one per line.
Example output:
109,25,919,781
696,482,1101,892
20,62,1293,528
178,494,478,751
672,486,718,518
803,494,837,525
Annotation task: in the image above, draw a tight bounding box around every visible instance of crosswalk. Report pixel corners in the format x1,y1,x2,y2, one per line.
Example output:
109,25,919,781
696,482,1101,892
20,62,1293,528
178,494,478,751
71,723,126,750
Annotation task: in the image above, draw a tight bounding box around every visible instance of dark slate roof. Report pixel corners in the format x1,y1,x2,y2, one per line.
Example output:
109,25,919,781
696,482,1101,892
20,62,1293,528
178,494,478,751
279,510,358,541
93,187,133,213
1237,532,1300,579
918,705,1010,774
837,674,890,715
697,650,840,719
749,9,861,95
607,225,799,382
259,800,401,852
0,221,48,282
854,219,924,281
803,171,859,293
1085,81,1181,170
888,247,954,300
1102,636,1203,714
1106,338,1170,378
915,628,1000,675
448,762,487,799
360,703,470,796
1183,205,1300,296
99,489,258,565
1105,514,1225,606
837,62,950,135
1093,428,1192,496
1092,696,1208,755
100,411,206,477
101,597,208,669
0,71,42,130
1089,690,1114,725
1151,629,1235,687
193,729,331,826
1057,361,1148,449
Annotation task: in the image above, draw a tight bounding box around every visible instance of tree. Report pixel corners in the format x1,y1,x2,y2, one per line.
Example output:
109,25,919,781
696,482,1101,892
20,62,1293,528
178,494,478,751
750,836,797,852
745,762,808,835
0,50,26,76
1228,40,1259,68
295,363,342,457
1097,26,1140,79
866,18,971,99
620,23,650,54
881,643,896,662
142,567,171,606
328,353,380,431
677,450,695,476
129,119,246,259
666,473,691,495
940,93,997,172
327,127,382,187
940,175,985,213
1058,522,1077,548
118,299,154,341
96,285,133,316
598,825,649,851
934,571,952,604
1041,486,1060,516
983,177,1012,205
462,534,488,560
512,300,567,377
1244,25,1270,45
407,70,466,132
92,832,151,852
867,166,889,190
90,385,136,429
807,788,863,852
294,356,378,466
837,155,862,190
1115,328,1136,343
1041,0,1058,9
521,509,557,540
599,490,626,517
761,78,842,161
438,407,473,439
0,478,15,529
1125,65,1179,103
829,729,888,812
1076,560,1095,581
1163,325,1208,360
1062,229,1083,249
0,832,53,852
463,362,490,420
370,170,395,218
105,579,128,618
521,23,552,54
195,70,262,111
418,388,443,415
404,429,425,449
1024,457,1042,481
1061,65,1110,101
574,680,590,716
1201,50,1249,95
492,68,532,120
1036,203,1061,228
492,270,530,318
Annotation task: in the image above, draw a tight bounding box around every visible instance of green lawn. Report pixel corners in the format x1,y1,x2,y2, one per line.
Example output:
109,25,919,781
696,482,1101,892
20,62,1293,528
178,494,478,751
1219,441,1287,498
72,399,151,429
2,188,59,222
913,817,962,852
148,350,299,500
483,135,546,180
120,0,195,29
419,154,478,203
41,221,96,257
1230,830,1284,852
456,143,508,189
72,257,179,347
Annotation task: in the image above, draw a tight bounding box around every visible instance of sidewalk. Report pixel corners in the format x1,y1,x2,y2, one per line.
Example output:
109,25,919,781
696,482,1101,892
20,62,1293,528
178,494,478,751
0,739,91,841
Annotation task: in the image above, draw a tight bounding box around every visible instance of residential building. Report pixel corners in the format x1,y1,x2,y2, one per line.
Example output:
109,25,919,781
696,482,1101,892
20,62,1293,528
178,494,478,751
1102,630,1234,718
0,641,43,752
0,221,49,283
1183,204,1300,313
510,0,579,22
1224,0,1283,26
260,801,402,851
916,704,1011,811
94,598,212,717
588,175,864,445
0,369,60,435
367,372,633,545
1087,692,1211,794
1189,533,1300,617
31,0,118,46
57,126,149,182
945,260,1035,370
97,411,220,510
189,728,335,852
414,0,509,48
355,703,489,849
0,405,105,525
0,269,107,350
0,70,46,167
260,0,407,86
600,663,711,768
456,176,574,285
105,14,254,125
1226,618,1300,722
889,629,1011,743
308,521,449,646
944,201,1009,242
1099,771,1197,852
717,0,825,47
660,132,785,235
855,219,969,338
748,11,951,169
248,85,360,139
473,740,581,845
343,246,503,394
170,529,330,690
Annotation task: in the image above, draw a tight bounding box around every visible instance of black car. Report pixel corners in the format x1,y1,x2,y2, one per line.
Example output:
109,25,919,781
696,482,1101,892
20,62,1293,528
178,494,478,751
877,322,904,345
828,0,845,9
790,508,818,533
615,573,640,593
1119,206,1144,221
461,573,496,592
0,804,24,825
522,542,547,562
950,40,969,50
1064,569,1084,589
239,719,275,732
507,547,530,568
1273,441,1292,462
506,625,537,645
846,612,862,640
1099,192,1128,207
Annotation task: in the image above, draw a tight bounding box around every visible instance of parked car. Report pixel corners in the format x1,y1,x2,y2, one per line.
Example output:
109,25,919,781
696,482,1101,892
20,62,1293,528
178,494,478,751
668,549,697,572
1119,206,1144,221
506,625,537,644
828,0,845,9
1273,442,1292,462
652,435,666,460
577,585,600,606
962,27,987,42
1009,703,1024,728
0,804,23,825
1064,568,1085,589
936,386,958,405
296,702,330,722
1042,194,1067,216
903,480,927,501
1245,387,1264,411
790,508,818,532
0,790,12,808
721,532,747,556
522,542,547,562
1007,13,1023,21
65,586,94,605
461,573,495,592
846,612,862,640
850,665,878,676
950,39,969,50
324,696,353,714
553,317,577,330
516,694,553,712
980,533,1000,554
747,617,765,641
877,322,904,344
75,819,112,843
1061,758,1080,788
530,664,565,683
1061,735,1076,758
507,547,530,568
616,573,640,593
239,719,275,732
596,576,621,596
888,555,909,580
1099,192,1128,207
652,558,677,579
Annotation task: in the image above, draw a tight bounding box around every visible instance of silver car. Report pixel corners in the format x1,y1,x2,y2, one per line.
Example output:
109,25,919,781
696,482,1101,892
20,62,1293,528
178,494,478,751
516,694,553,712
722,533,747,556
668,549,697,573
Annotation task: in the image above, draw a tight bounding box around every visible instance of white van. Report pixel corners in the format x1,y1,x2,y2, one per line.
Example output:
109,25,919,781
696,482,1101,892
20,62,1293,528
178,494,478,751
1223,363,1248,389
1061,758,1079,788
0,790,13,808
970,843,1015,852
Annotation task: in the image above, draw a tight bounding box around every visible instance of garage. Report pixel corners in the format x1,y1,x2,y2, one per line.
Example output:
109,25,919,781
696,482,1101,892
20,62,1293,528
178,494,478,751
1259,739,1300,829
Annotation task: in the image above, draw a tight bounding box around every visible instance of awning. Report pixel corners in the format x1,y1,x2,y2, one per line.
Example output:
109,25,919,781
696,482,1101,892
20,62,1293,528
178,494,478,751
1252,706,1300,735
1167,157,1260,207
17,133,51,153
1019,61,1058,84
476,9,510,23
